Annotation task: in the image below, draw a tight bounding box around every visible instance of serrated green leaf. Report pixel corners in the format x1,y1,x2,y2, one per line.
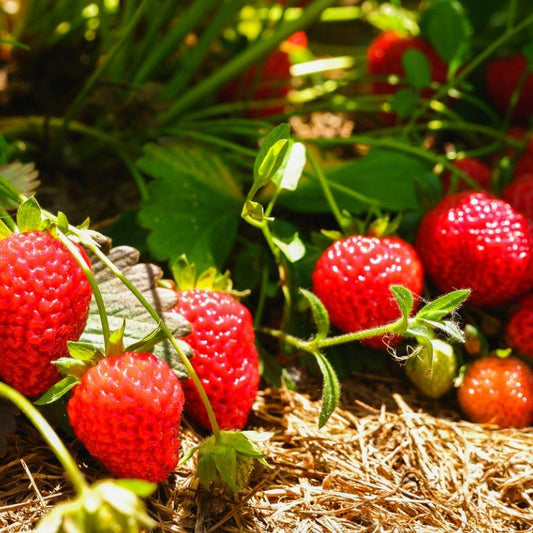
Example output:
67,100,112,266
137,142,243,272
402,49,431,89
34,376,79,405
0,162,39,209
80,245,191,378
390,285,414,320
420,0,470,64
416,289,470,321
272,232,305,263
312,351,340,428
16,196,42,232
419,318,465,343
253,124,290,183
299,289,330,341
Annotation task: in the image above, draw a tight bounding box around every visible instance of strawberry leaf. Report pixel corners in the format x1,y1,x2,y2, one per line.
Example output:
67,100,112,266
0,161,40,209
402,49,431,89
137,141,243,272
312,351,340,428
253,123,291,193
391,88,420,119
193,430,271,494
416,289,470,321
299,289,330,341
272,232,305,263
80,245,192,379
276,142,306,191
390,285,414,321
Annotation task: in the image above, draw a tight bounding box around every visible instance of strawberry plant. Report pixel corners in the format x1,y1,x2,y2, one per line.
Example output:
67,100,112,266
1,0,533,530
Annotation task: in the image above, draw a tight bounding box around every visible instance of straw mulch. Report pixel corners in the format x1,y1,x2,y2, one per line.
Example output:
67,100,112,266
1,370,533,533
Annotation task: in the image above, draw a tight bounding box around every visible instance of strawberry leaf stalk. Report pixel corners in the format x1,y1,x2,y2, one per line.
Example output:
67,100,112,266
0,381,156,533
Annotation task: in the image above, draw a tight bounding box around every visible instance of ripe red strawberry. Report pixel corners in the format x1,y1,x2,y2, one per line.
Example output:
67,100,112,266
172,290,259,431
486,55,533,122
0,231,92,397
220,32,307,117
441,158,492,194
457,355,533,428
311,235,424,349
367,31,448,97
415,191,533,307
67,352,184,482
505,294,533,359
502,173,533,219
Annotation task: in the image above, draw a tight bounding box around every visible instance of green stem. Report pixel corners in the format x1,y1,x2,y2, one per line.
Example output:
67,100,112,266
118,151,149,201
307,150,346,234
174,130,258,158
160,0,338,123
0,382,88,495
83,243,222,439
62,0,151,129
261,313,407,353
56,231,111,351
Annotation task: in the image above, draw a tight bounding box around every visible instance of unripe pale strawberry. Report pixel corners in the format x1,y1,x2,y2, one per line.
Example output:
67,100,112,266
406,339,458,399
0,231,92,397
67,352,184,482
173,290,259,431
415,191,533,307
312,235,424,349
457,355,533,428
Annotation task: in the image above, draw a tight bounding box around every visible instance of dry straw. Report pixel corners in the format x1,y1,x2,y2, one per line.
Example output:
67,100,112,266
1,371,533,532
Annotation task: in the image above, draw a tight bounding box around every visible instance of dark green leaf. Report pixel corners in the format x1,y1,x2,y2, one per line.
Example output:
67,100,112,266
416,289,470,321
391,88,420,119
313,351,340,428
299,289,330,341
279,148,433,214
137,142,243,271
16,197,42,232
390,285,414,319
34,376,79,405
420,0,470,64
402,49,431,89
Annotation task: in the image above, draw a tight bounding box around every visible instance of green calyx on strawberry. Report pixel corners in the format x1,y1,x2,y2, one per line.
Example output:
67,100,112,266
0,198,93,397
36,479,157,533
457,354,533,428
406,338,458,399
168,256,259,432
